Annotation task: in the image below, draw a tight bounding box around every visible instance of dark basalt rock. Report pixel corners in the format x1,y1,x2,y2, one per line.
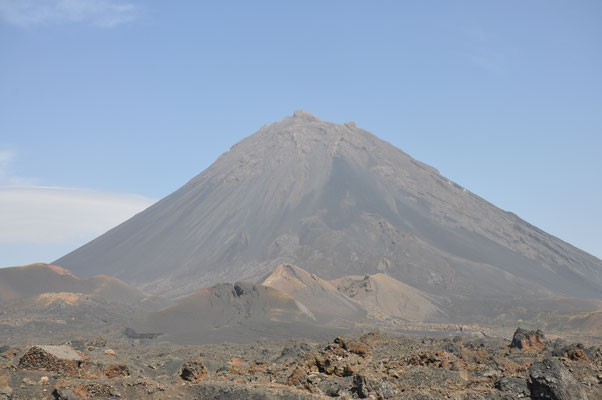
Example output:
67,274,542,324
233,283,245,297
551,340,596,361
181,357,209,382
352,374,396,399
52,388,79,400
510,327,546,351
496,376,529,398
105,364,130,378
528,358,587,400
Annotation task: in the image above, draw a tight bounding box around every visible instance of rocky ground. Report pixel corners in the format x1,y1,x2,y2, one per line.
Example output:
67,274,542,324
0,328,600,399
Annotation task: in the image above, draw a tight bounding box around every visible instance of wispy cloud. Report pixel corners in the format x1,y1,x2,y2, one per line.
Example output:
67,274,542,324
0,0,141,28
0,186,154,244
0,149,155,266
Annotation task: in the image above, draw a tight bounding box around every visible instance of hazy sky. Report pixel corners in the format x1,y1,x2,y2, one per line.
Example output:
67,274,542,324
1,0,601,266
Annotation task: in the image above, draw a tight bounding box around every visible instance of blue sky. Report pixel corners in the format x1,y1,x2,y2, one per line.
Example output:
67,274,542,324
0,0,601,266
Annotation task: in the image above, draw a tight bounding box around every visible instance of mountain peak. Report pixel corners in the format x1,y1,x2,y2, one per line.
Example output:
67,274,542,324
55,112,602,304
292,109,320,121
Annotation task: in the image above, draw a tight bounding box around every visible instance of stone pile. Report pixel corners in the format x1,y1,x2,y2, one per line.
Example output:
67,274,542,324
18,345,82,375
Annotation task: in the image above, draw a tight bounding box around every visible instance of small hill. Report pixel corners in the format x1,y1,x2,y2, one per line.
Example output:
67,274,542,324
0,263,151,306
0,291,137,343
130,282,343,344
332,273,445,322
259,264,366,322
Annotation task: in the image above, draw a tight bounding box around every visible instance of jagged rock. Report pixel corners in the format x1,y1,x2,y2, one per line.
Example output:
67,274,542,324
496,376,529,398
180,357,209,382
510,327,546,352
529,358,587,399
52,387,79,400
18,345,82,375
407,350,458,370
352,374,374,399
313,355,336,375
287,367,307,387
105,364,129,378
551,341,593,362
352,374,396,399
317,376,353,397
566,348,587,362
334,337,371,357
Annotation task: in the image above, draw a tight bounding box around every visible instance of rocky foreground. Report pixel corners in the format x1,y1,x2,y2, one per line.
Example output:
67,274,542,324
0,328,600,399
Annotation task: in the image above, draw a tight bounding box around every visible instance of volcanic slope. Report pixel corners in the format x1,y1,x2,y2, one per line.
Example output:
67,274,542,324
332,273,445,322
260,263,366,322
55,111,602,306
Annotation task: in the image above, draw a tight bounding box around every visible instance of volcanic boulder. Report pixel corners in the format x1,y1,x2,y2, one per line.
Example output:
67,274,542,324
510,327,547,352
180,357,209,382
495,376,530,398
528,358,587,400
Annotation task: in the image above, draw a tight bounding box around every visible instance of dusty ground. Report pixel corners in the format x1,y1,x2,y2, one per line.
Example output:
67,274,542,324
0,328,600,399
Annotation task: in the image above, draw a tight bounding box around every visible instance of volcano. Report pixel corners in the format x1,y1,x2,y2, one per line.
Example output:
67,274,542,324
55,111,602,313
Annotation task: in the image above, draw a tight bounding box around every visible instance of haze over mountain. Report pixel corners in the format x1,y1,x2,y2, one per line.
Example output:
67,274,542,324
55,111,602,311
